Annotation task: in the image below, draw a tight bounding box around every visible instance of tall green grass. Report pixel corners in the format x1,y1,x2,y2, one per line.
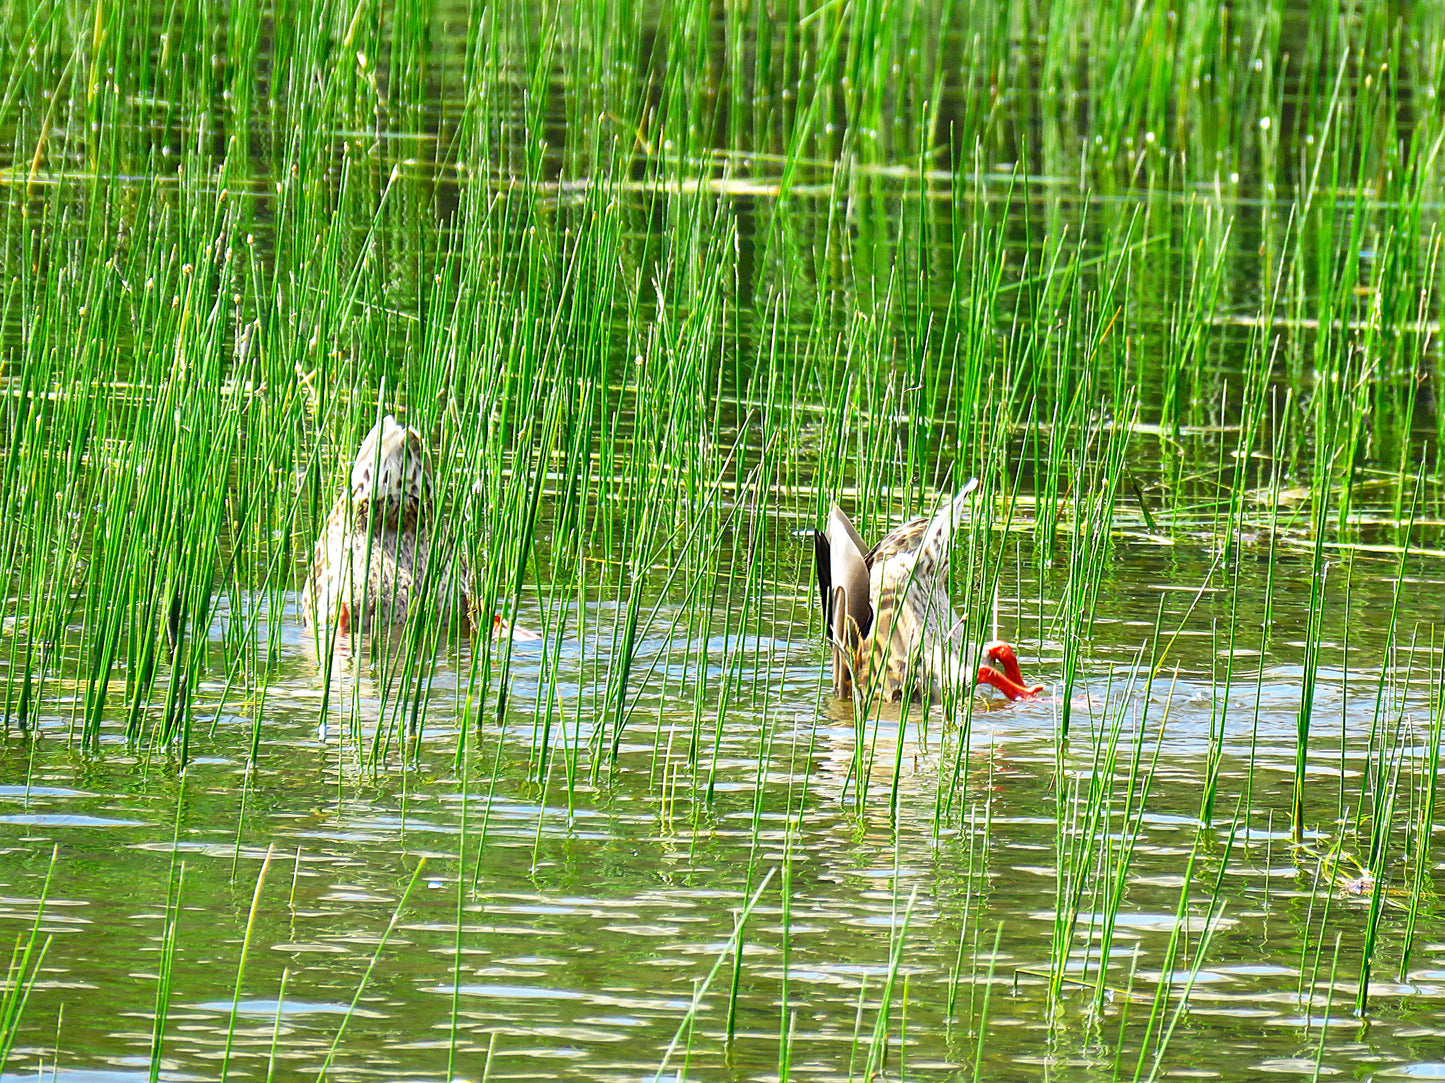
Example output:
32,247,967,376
0,0,1439,766
0,2,1443,1073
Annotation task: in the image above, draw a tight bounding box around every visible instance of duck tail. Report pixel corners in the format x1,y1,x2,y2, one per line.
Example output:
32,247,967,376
911,478,981,579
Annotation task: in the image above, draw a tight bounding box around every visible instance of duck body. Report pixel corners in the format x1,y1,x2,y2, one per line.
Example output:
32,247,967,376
813,481,1041,703
303,416,476,641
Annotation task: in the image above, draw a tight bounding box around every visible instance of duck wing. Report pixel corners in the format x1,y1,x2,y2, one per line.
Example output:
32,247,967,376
814,504,873,697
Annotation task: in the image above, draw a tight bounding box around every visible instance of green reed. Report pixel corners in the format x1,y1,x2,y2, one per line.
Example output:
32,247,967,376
1398,637,1443,979
0,1,1444,1075
220,845,273,1081
1130,830,1234,1083
298,860,422,1080
0,845,54,1069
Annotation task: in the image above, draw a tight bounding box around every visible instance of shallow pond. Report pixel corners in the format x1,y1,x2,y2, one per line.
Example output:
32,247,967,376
5,528,1445,1081
3,1,1445,1080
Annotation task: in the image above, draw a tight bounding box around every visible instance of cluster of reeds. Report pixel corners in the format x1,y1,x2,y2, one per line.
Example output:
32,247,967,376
1,0,1443,1077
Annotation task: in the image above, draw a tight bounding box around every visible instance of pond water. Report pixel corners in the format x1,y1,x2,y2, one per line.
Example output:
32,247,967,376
3,2,1445,1081
5,530,1445,1081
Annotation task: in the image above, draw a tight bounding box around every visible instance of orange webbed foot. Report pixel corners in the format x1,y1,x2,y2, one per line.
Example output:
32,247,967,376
976,640,1044,701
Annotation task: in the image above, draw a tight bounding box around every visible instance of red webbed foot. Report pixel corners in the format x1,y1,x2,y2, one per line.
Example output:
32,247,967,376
976,640,1044,701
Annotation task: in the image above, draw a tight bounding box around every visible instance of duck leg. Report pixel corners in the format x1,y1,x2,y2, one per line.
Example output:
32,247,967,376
975,640,1043,701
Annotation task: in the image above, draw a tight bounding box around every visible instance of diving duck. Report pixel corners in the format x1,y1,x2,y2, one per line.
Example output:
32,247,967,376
813,480,1042,703
303,415,477,641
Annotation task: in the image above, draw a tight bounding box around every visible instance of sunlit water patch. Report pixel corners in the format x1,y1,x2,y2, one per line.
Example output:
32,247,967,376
2,537,1445,1081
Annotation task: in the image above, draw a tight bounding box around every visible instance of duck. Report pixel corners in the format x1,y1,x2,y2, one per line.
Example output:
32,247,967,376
812,480,1042,703
303,415,478,641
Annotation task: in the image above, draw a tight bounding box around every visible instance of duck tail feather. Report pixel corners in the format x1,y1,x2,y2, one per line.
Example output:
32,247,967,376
913,479,981,578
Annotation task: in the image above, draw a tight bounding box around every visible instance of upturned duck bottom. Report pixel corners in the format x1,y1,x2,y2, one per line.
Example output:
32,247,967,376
303,415,477,643
813,483,1042,704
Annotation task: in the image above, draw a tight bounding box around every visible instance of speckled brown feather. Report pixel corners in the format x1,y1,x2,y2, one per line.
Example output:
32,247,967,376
303,416,478,643
866,516,930,566
818,481,978,702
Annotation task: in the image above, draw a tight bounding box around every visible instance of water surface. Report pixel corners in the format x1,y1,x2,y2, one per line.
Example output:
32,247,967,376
3,2,1445,1080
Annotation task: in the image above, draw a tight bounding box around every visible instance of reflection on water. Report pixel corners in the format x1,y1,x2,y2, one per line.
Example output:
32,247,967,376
3,536,1445,1081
